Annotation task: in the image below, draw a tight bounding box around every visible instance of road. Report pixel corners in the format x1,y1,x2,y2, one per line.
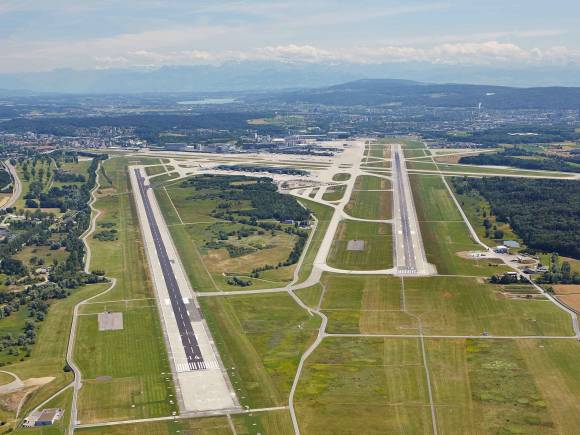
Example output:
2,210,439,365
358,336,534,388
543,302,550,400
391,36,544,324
2,159,21,209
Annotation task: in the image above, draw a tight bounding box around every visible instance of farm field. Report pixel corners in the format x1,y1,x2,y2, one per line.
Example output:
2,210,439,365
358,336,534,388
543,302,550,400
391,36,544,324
344,190,392,220
327,220,393,270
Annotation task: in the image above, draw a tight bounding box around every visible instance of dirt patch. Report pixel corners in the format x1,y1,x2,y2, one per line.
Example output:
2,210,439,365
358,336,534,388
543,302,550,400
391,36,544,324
456,250,489,260
554,285,580,311
0,376,54,414
96,375,112,382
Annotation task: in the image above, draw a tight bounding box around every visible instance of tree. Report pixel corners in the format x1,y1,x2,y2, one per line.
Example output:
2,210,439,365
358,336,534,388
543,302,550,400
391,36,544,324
493,229,504,239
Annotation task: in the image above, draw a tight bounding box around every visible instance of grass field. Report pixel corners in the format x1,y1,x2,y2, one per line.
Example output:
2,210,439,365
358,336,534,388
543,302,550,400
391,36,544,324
354,175,391,190
427,338,580,434
327,220,393,270
332,173,350,181
295,198,334,284
295,337,432,434
344,190,392,220
144,164,165,177
75,157,177,424
410,174,510,276
321,184,346,201
77,416,231,434
318,274,572,336
199,293,320,409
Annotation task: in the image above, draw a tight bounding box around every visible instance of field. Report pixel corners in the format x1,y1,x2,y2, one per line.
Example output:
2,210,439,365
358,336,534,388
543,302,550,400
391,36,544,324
199,293,320,409
319,274,572,336
295,198,334,283
332,173,350,181
321,184,346,201
327,220,393,270
295,337,433,434
354,175,391,190
344,190,392,220
74,157,177,424
427,339,580,434
410,174,510,276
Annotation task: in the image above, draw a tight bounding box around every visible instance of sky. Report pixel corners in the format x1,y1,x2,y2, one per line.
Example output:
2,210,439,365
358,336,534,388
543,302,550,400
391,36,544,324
0,0,579,73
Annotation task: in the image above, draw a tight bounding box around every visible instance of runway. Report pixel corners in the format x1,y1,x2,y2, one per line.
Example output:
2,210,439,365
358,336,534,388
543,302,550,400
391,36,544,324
134,170,205,370
130,166,238,412
391,144,433,276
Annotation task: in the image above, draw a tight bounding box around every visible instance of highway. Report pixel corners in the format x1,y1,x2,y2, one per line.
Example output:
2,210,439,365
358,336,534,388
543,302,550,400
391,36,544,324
134,169,205,370
2,160,21,209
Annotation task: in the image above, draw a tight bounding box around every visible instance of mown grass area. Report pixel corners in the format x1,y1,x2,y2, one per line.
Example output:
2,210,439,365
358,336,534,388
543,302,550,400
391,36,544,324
354,175,391,190
321,184,346,201
435,162,572,177
332,173,350,181
320,274,413,335
144,164,166,177
295,337,432,434
199,293,320,409
406,160,439,171
410,173,510,276
319,274,572,336
295,198,334,284
75,157,177,424
404,276,573,336
151,171,179,184
295,284,323,309
404,148,428,158
344,190,392,220
410,174,462,222
77,416,231,435
427,339,580,434
327,220,393,270
233,409,294,435
381,137,426,149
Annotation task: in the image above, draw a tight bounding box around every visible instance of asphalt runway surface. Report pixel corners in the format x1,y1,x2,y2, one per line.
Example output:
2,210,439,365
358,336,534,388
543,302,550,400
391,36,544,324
394,151,417,273
134,169,205,370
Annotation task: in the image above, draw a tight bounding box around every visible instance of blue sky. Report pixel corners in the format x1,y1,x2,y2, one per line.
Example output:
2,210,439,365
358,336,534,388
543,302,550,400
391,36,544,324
0,0,578,72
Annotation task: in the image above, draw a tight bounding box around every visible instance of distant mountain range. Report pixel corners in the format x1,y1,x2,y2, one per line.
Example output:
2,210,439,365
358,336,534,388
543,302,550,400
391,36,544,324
2,61,580,94
274,79,580,110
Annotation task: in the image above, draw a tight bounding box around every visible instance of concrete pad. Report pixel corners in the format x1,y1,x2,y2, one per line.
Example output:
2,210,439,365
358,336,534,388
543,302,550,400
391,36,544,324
97,312,123,331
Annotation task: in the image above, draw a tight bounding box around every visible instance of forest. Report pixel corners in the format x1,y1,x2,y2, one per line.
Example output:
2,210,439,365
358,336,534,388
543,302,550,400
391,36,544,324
452,177,580,258
459,147,579,173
